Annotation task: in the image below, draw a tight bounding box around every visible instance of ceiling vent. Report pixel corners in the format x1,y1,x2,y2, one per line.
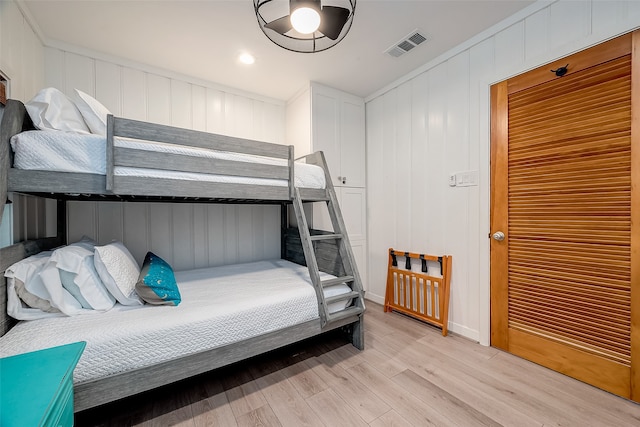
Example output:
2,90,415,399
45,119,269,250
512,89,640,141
385,30,429,58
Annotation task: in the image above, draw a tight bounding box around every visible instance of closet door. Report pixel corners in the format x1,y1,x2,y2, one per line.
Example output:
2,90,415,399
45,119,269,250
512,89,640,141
490,32,640,401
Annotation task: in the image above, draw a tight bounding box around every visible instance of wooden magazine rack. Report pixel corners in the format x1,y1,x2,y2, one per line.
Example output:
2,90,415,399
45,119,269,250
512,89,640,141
384,248,452,336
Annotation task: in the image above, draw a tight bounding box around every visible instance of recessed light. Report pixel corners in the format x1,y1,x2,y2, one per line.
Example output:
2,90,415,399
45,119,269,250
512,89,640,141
239,53,255,65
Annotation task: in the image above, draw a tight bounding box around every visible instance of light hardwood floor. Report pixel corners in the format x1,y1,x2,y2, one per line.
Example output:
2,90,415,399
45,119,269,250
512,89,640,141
76,302,640,426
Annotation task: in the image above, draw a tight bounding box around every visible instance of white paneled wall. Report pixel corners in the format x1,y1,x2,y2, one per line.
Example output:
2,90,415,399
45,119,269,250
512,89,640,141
44,47,285,142
0,0,49,244
67,202,281,271
41,46,286,271
366,0,640,343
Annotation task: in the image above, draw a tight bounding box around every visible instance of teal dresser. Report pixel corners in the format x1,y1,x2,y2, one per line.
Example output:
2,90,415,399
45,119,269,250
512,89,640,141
1,341,86,426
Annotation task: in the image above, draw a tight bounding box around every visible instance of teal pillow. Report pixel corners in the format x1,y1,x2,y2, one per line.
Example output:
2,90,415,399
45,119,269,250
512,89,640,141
135,252,181,306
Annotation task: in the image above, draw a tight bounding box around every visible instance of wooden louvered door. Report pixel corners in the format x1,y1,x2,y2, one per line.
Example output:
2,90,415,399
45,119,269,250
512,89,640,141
490,31,640,401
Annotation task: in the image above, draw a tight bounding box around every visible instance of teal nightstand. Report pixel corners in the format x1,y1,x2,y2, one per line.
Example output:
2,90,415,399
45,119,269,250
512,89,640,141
1,341,86,427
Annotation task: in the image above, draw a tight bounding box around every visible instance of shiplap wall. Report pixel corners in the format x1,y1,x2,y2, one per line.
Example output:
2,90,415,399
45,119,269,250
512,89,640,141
366,0,640,344
42,47,287,270
0,0,49,244
67,202,281,271
43,48,285,141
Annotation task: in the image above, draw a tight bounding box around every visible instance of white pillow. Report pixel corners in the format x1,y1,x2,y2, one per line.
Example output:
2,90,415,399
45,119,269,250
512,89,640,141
68,235,99,251
94,241,143,306
25,87,90,134
72,89,111,135
38,261,85,316
4,252,64,320
42,242,116,312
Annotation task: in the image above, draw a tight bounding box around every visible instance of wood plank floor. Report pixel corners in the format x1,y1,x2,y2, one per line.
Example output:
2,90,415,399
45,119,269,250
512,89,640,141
76,302,640,426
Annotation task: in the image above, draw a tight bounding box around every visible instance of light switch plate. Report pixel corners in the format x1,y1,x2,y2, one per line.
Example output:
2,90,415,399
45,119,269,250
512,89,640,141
450,170,478,187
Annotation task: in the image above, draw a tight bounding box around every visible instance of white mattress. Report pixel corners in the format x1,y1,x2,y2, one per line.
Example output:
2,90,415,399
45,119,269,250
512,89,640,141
11,130,326,189
0,260,352,383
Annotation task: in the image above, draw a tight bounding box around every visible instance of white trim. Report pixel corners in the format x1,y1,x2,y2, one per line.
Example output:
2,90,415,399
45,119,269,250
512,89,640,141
365,294,479,341
365,0,556,103
365,292,384,306
449,321,480,343
478,79,492,347
15,0,46,45
286,83,312,107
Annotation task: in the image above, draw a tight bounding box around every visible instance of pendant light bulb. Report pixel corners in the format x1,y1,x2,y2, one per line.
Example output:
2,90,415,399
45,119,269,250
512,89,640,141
290,7,320,34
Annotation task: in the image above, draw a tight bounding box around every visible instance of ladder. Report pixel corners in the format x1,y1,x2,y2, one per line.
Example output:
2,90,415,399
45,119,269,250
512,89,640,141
292,185,365,328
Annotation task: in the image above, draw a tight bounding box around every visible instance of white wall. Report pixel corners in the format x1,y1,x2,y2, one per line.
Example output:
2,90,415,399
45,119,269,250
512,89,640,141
42,46,287,270
67,202,281,272
0,0,44,102
43,48,285,142
0,0,49,244
365,0,640,344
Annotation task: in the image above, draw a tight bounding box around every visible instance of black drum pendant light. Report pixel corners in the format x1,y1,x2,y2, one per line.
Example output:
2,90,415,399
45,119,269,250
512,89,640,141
254,0,356,53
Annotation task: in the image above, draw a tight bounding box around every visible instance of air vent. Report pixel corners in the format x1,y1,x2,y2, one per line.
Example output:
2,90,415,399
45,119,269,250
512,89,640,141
385,30,429,58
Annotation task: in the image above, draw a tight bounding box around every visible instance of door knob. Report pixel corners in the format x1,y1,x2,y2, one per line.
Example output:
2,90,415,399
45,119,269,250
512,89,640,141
492,231,505,241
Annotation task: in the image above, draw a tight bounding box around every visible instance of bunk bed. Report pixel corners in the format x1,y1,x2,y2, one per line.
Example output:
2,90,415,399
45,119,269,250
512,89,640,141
0,98,365,412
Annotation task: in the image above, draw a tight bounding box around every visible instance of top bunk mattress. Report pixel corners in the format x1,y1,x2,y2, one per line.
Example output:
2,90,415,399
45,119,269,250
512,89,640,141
0,259,351,384
11,130,326,189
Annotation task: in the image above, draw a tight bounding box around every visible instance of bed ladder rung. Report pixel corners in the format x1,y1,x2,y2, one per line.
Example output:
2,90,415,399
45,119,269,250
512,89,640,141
325,291,360,305
321,275,354,288
310,233,343,241
327,306,364,323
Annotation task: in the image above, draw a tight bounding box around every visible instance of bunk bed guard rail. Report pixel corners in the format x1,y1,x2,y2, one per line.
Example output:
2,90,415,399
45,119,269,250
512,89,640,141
105,115,297,200
384,248,452,336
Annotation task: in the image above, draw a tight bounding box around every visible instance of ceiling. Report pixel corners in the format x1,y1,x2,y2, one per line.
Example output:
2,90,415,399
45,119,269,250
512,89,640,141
22,0,534,101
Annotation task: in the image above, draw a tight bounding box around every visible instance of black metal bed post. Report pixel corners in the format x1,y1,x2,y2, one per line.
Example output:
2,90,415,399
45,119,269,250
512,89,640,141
56,199,67,246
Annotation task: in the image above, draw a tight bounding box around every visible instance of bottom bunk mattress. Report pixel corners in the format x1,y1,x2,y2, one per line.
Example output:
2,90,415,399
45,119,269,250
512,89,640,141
0,259,352,384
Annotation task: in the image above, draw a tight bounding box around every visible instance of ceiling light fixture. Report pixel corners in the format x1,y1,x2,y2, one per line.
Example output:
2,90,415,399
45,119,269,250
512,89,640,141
290,6,320,34
239,53,256,65
254,0,356,53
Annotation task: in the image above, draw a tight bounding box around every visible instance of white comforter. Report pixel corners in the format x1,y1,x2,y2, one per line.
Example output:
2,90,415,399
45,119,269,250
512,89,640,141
0,260,350,383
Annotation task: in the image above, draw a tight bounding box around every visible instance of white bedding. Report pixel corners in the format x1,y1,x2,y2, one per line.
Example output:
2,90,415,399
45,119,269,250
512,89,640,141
11,130,326,189
0,260,352,383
